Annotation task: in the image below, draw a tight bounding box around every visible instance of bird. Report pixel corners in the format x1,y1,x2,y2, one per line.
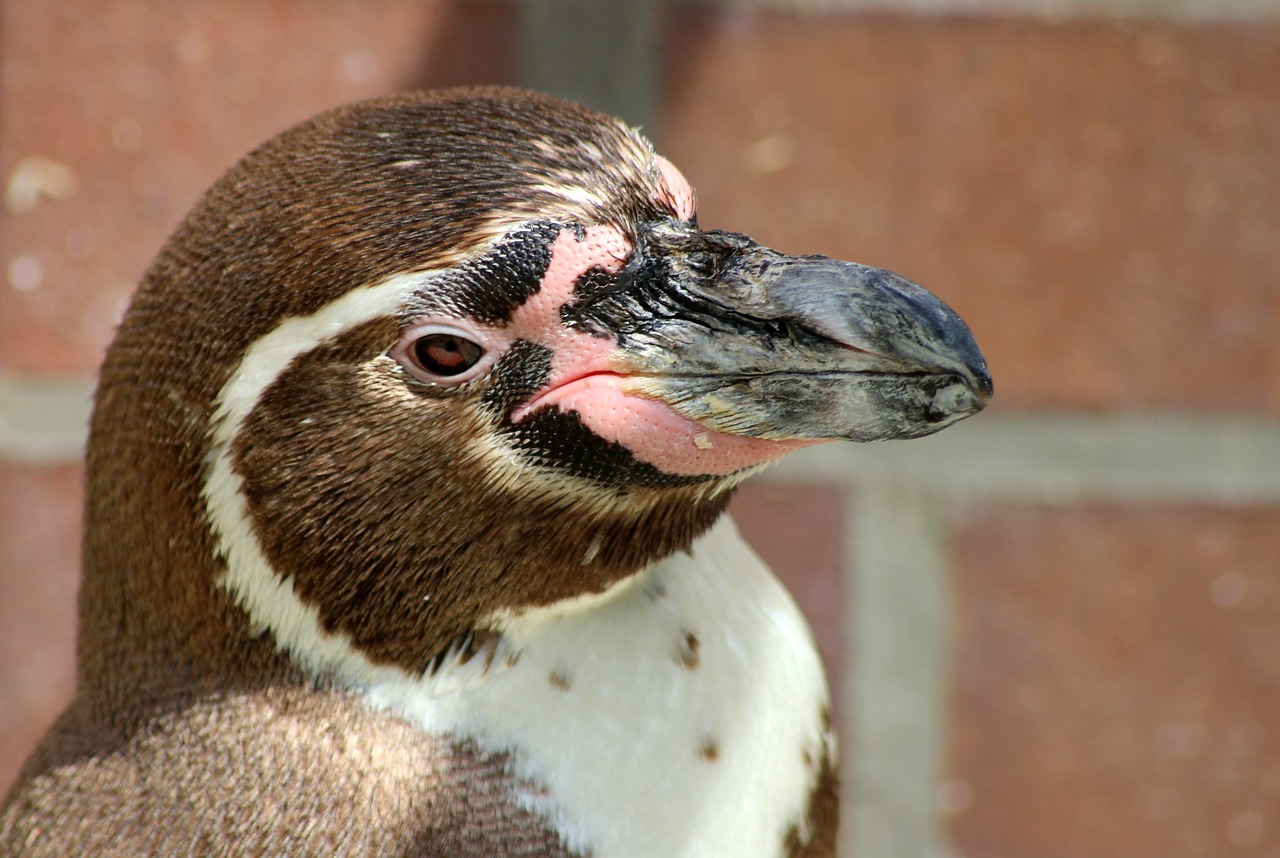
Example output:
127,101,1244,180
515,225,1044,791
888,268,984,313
0,86,990,857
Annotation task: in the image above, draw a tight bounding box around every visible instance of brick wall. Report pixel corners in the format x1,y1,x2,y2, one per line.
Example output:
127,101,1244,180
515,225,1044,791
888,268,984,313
2,2,1277,856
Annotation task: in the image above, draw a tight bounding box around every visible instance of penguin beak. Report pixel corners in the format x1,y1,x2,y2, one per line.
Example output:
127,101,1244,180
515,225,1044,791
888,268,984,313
563,221,992,443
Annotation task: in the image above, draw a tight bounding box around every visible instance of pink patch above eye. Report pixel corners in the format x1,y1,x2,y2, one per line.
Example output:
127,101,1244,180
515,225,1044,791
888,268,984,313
654,155,696,221
508,224,814,478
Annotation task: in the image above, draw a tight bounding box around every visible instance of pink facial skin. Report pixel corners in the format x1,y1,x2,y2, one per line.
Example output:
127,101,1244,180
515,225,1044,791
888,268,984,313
506,160,816,477
654,155,696,222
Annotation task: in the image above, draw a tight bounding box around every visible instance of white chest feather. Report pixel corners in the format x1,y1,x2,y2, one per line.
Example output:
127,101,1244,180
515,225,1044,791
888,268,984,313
364,517,833,858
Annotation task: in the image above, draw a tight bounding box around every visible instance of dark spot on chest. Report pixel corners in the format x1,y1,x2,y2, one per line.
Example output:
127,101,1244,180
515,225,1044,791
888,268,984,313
548,668,572,692
674,630,700,670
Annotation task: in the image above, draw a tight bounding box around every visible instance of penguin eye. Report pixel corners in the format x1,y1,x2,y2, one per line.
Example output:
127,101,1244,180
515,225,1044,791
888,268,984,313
414,333,483,376
392,323,499,386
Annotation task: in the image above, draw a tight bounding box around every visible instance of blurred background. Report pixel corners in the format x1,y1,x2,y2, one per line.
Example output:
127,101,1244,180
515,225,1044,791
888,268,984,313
2,1,1278,855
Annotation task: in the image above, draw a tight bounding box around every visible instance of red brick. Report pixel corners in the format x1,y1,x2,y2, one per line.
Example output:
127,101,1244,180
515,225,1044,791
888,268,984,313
0,0,515,373
0,463,82,796
662,14,1280,412
947,504,1280,858
730,481,847,699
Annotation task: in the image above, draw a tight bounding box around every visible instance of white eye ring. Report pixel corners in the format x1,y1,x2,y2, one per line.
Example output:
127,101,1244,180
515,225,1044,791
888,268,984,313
390,322,504,386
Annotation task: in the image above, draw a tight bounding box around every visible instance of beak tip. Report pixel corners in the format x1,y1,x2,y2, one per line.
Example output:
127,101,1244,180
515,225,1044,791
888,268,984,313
969,362,994,408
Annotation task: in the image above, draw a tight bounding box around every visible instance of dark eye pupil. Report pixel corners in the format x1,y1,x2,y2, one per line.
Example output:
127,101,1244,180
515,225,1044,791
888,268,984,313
413,334,484,377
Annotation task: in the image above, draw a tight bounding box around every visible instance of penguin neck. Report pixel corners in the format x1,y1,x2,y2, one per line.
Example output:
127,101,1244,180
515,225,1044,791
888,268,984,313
361,515,834,858
199,468,735,694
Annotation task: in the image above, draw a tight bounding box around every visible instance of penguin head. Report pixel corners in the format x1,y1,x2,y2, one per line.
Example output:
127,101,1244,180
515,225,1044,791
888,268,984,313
81,88,989,692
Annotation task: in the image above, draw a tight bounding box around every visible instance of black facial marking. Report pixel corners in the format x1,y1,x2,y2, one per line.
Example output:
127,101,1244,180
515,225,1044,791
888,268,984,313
564,265,618,338
562,224,802,346
481,339,554,417
412,220,563,324
482,332,711,489
498,409,711,489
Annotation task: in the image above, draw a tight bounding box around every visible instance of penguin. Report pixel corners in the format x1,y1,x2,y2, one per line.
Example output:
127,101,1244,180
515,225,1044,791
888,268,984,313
0,87,990,857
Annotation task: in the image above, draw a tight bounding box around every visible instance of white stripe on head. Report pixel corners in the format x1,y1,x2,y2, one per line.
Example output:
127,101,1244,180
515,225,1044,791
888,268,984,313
201,268,500,691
